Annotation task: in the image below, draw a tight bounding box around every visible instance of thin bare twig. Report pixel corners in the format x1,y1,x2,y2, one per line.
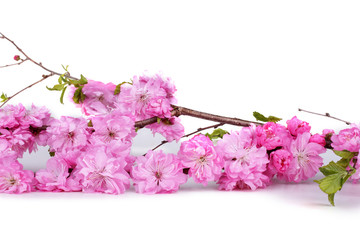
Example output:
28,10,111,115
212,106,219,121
0,73,54,108
0,59,29,69
298,108,351,125
0,32,79,80
150,122,225,152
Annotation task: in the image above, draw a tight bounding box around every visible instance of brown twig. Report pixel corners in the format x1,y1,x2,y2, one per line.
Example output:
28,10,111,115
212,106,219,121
135,105,262,129
0,73,54,108
0,59,29,69
298,108,351,125
0,32,79,80
151,122,225,152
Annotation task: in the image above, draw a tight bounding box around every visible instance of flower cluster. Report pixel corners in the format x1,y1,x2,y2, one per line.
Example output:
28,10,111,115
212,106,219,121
0,104,51,193
0,99,329,195
215,116,326,190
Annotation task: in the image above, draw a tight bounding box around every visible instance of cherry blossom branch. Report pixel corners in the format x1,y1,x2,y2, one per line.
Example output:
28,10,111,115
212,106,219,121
0,73,54,108
0,32,79,80
298,108,351,125
151,122,225,151
135,105,262,129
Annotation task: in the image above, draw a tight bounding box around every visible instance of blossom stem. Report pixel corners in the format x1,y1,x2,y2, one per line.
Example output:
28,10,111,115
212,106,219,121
298,108,351,125
0,32,79,80
135,106,262,129
0,73,54,108
0,59,28,69
150,122,225,152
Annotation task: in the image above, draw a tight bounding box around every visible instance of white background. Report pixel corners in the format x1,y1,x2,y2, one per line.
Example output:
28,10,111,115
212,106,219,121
1,0,360,239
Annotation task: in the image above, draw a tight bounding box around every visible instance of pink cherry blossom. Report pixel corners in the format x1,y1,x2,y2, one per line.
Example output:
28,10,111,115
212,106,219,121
146,117,184,142
0,159,34,194
77,146,130,194
286,116,311,137
217,172,269,191
309,133,326,147
269,149,293,173
278,132,326,182
178,134,223,185
46,116,89,152
331,127,360,152
90,110,136,144
70,80,117,116
117,72,176,121
35,157,69,192
19,104,51,128
0,127,33,157
131,150,187,194
255,122,292,150
216,129,270,190
0,103,25,128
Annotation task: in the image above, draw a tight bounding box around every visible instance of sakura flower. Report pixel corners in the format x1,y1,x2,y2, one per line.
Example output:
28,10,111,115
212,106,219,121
216,129,270,190
19,104,51,128
146,97,172,119
309,134,326,147
117,72,176,120
77,147,130,194
0,127,33,157
255,122,292,150
146,117,184,142
70,80,117,116
54,150,84,169
278,132,326,182
35,157,69,192
46,116,89,152
217,172,269,191
0,139,17,161
0,161,34,194
331,127,360,152
90,110,136,145
0,103,25,128
132,150,187,194
178,134,223,185
286,116,311,137
269,149,293,173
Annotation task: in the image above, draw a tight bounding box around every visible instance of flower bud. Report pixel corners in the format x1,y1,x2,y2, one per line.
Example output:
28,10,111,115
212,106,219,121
14,55,21,61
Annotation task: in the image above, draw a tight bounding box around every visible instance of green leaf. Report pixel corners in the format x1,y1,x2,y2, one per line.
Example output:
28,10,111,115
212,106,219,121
205,128,229,140
79,75,88,85
72,86,85,104
328,193,335,206
0,92,8,103
319,161,346,176
61,64,69,72
315,172,346,194
58,76,65,84
315,158,356,205
253,112,268,122
60,86,67,104
336,158,351,169
46,84,65,91
68,75,88,87
333,150,356,160
267,116,282,123
253,111,282,123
